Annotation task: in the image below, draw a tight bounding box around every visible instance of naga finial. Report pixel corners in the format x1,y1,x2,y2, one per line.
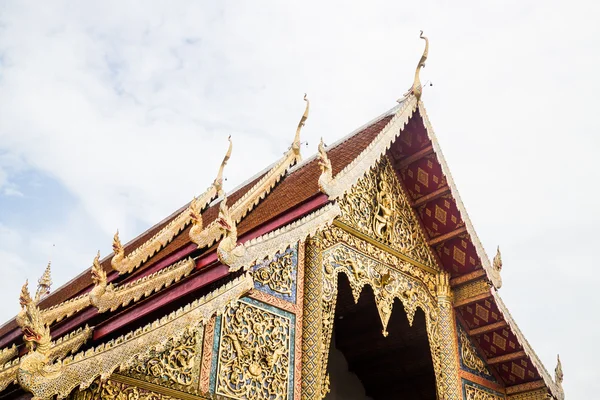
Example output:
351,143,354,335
213,135,233,197
112,230,123,256
493,246,502,272
35,262,53,302
91,251,107,285
317,138,333,195
292,94,309,159
19,280,33,308
555,354,563,385
403,30,429,101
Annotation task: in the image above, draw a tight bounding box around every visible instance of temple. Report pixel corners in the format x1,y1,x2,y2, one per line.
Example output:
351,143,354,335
0,33,564,400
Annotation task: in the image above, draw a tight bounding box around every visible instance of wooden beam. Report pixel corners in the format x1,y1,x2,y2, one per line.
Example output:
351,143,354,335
397,145,434,168
451,269,486,287
468,321,507,336
487,351,527,365
412,186,450,207
506,380,546,395
428,226,467,246
453,292,492,309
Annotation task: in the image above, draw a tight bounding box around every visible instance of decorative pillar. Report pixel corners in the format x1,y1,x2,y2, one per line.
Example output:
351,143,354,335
301,236,326,400
435,271,462,400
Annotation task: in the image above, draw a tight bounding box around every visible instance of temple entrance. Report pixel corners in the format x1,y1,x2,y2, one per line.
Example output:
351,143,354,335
325,274,437,400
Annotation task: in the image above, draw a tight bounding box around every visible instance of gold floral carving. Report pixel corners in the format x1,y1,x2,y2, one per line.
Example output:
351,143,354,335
254,250,294,296
507,389,551,399
191,95,309,251
41,293,91,326
70,378,179,400
112,138,232,275
459,326,491,376
16,274,253,399
464,382,504,400
337,157,438,269
216,301,291,400
228,203,340,272
124,327,203,394
436,272,462,399
0,344,17,366
199,316,216,393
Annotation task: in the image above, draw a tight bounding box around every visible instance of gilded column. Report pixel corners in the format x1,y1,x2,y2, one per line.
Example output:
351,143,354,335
301,236,325,400
435,272,462,400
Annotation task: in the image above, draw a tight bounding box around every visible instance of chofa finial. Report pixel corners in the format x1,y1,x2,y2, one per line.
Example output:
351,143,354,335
35,262,52,302
555,354,563,385
493,246,502,272
402,31,429,102
214,135,233,196
292,94,310,159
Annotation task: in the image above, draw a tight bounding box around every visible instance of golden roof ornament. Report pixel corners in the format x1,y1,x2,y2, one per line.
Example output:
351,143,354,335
291,94,310,161
402,30,429,101
493,246,502,272
35,262,52,302
213,135,233,197
555,354,563,386
317,138,333,196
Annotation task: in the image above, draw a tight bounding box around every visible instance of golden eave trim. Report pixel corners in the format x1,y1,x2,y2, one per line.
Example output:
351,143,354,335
111,373,227,400
17,274,253,399
492,290,563,399
417,100,502,289
332,219,438,275
322,95,418,200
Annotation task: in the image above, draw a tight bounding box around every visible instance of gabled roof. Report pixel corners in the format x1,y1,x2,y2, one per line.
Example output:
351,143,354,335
0,55,562,399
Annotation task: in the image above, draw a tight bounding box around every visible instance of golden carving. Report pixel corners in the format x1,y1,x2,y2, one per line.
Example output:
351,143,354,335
111,137,232,275
15,274,253,399
36,262,52,302
228,203,340,272
0,344,17,366
91,255,195,313
555,354,563,387
454,279,490,304
40,255,194,326
71,378,179,400
216,300,291,399
317,138,333,196
191,95,309,251
253,250,294,295
507,389,551,400
493,247,502,273
464,382,504,400
402,31,429,101
125,327,203,393
436,272,462,399
459,327,491,376
215,196,246,267
338,157,438,269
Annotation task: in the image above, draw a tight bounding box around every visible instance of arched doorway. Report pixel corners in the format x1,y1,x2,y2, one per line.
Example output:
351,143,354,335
325,274,437,399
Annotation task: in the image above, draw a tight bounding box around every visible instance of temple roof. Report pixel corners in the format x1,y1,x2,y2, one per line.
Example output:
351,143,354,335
0,52,563,398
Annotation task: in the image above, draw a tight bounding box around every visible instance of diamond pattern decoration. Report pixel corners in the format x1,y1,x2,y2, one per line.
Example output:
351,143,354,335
458,298,503,330
436,235,480,274
400,154,447,200
389,111,430,158
495,358,541,385
418,195,464,238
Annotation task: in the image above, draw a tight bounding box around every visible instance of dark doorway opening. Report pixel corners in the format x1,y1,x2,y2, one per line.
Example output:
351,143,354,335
326,274,437,400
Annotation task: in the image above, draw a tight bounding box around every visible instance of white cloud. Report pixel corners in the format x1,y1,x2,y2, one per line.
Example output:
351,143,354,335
0,0,598,397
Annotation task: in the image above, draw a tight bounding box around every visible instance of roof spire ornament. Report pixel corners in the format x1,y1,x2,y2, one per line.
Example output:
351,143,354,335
555,354,563,386
292,94,309,161
213,135,233,197
317,138,333,196
402,30,429,101
35,262,52,303
493,246,502,272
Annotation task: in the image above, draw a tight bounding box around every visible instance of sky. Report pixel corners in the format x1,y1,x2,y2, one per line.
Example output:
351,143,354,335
0,1,598,398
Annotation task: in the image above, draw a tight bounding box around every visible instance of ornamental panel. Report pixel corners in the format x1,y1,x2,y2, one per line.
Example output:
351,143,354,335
337,156,438,269
457,322,496,382
122,327,204,394
215,298,294,400
462,379,505,400
70,378,178,400
252,244,298,303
